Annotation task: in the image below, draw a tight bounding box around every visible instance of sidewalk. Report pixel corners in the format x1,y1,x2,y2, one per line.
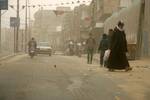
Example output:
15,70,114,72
88,53,150,100
92,53,150,68
0,52,24,61
82,53,100,63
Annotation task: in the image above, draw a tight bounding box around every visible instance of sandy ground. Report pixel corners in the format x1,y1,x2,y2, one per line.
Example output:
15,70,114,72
0,54,149,100
89,54,150,100
0,54,131,100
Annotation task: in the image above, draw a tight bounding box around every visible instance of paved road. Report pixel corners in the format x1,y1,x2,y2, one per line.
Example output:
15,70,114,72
0,54,131,100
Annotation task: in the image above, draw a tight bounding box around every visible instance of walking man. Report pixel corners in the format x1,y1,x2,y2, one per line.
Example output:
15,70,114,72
98,34,109,66
86,33,96,64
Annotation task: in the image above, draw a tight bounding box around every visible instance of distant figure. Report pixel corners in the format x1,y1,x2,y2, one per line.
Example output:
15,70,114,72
102,29,114,67
82,41,86,54
28,37,37,52
86,33,96,64
68,41,74,56
107,21,132,71
98,34,109,66
76,42,82,57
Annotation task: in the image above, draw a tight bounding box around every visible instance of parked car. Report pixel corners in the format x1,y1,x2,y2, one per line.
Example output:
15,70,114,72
36,42,52,56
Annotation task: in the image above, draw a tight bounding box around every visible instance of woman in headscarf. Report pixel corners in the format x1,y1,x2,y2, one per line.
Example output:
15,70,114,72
107,21,132,71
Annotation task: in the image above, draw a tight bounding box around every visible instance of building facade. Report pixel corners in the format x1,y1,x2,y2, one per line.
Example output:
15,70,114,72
89,0,122,48
104,0,150,57
142,0,150,56
62,4,91,43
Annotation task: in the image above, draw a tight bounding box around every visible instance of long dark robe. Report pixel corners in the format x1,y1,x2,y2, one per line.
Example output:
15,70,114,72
107,27,129,69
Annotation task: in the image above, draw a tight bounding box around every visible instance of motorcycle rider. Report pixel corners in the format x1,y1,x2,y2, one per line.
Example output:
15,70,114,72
28,37,37,54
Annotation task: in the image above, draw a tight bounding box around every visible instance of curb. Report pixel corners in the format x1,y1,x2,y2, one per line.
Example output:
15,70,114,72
0,53,24,61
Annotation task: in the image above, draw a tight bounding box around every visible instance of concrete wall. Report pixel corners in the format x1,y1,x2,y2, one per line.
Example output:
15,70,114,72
1,28,25,54
104,1,141,44
104,0,150,56
142,0,150,56
1,28,15,55
103,0,120,14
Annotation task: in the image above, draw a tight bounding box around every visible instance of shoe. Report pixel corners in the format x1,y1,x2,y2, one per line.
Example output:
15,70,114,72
125,67,132,72
108,68,114,72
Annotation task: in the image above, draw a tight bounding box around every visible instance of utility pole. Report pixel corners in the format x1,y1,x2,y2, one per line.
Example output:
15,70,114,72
16,0,20,52
91,0,95,31
25,0,28,52
136,0,145,58
0,10,1,52
28,0,31,40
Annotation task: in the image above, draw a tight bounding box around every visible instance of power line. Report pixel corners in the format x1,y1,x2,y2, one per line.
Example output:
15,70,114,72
8,0,92,9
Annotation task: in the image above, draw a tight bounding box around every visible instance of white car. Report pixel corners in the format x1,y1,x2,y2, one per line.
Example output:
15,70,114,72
36,42,52,56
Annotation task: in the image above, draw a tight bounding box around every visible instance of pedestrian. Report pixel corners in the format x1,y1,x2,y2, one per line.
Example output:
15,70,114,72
102,29,114,67
68,41,74,56
107,29,114,48
86,33,96,64
76,42,82,57
98,34,109,66
82,41,86,54
107,21,132,71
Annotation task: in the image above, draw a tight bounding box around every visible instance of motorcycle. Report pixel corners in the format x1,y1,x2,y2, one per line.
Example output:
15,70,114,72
29,47,36,58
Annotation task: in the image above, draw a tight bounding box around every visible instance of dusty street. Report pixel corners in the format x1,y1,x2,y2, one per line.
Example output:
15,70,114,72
0,54,149,100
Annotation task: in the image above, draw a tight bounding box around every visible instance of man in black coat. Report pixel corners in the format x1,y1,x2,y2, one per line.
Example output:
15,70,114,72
98,34,109,66
86,33,96,64
107,21,132,71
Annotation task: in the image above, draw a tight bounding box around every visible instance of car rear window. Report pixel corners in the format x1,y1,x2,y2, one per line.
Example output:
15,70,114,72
38,42,49,47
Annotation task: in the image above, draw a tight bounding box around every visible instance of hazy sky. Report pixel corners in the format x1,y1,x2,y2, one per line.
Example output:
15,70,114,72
1,0,91,28
9,0,87,8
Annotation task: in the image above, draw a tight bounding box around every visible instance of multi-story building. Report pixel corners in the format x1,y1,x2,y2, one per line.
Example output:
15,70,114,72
73,4,91,42
32,9,64,50
104,0,150,57
33,10,63,42
141,0,150,56
62,11,74,42
62,4,91,43
92,0,120,23
90,0,134,28
88,0,121,46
